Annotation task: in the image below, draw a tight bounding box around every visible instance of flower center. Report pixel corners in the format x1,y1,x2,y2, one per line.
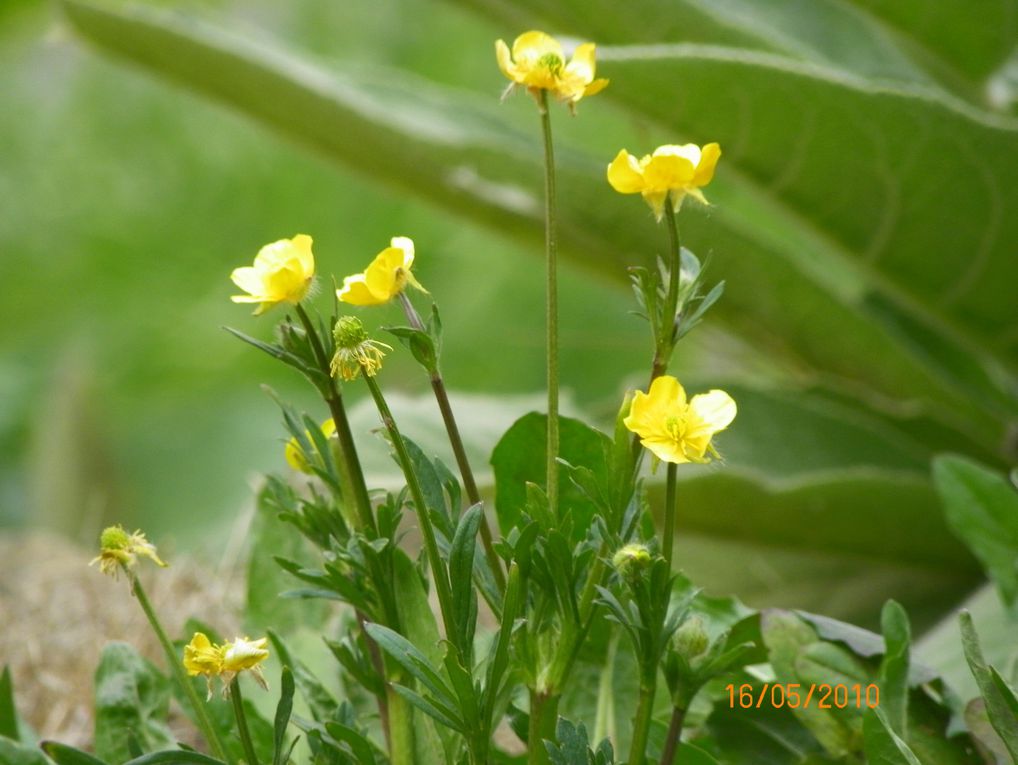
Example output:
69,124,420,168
538,52,564,74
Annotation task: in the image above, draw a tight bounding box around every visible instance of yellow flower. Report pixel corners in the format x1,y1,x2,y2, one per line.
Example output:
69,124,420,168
337,236,424,307
230,234,315,315
90,525,167,578
331,316,391,381
607,144,721,219
182,632,270,697
496,31,608,106
623,376,736,464
222,636,270,690
284,418,337,473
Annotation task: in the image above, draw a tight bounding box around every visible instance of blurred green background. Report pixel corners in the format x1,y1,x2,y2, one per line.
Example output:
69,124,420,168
3,0,1018,643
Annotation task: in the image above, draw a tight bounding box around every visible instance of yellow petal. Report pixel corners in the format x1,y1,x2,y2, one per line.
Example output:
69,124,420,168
642,151,696,192
584,78,609,97
290,234,315,275
644,190,669,220
338,274,385,306
222,636,270,672
647,375,688,411
607,150,645,194
640,436,691,465
230,266,266,297
693,142,721,187
390,236,415,270
512,31,563,65
689,389,737,434
565,43,596,82
495,39,517,81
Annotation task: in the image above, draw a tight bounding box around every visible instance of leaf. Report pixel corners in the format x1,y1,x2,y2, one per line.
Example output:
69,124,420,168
0,668,18,743
93,643,175,765
878,601,912,739
448,503,483,654
933,454,1018,611
272,668,295,765
121,752,224,765
361,624,458,716
862,708,922,765
959,610,1018,762
491,412,610,540
40,742,110,765
0,737,48,765
266,631,338,724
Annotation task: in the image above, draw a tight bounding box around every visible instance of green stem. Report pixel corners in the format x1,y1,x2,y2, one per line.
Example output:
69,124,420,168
361,371,460,651
527,689,560,765
658,706,687,765
129,573,230,763
294,303,376,535
538,90,560,519
229,678,260,765
397,294,506,594
627,685,656,765
662,462,678,570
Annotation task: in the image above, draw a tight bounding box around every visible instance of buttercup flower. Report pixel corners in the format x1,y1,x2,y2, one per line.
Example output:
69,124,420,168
284,418,337,473
496,31,608,106
90,525,167,578
607,144,721,219
182,632,270,697
230,234,315,315
331,316,391,381
337,236,424,307
624,376,736,464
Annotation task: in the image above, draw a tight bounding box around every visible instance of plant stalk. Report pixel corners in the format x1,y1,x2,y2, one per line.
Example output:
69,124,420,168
361,370,460,651
397,293,506,593
538,90,560,519
627,684,656,765
658,706,687,765
662,462,678,570
229,678,261,765
527,688,560,765
294,303,376,535
129,572,230,763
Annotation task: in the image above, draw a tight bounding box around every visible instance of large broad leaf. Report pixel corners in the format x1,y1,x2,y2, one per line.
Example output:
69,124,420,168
58,0,1018,462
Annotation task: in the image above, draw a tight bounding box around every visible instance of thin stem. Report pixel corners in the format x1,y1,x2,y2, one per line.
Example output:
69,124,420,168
355,609,390,749
129,573,230,763
658,706,687,765
229,678,261,765
294,303,376,535
361,371,460,651
397,294,506,593
627,685,655,765
662,462,678,570
538,90,560,519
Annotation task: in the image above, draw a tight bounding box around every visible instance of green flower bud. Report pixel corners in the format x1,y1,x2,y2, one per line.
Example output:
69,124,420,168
674,615,710,660
612,543,652,579
99,525,130,551
334,315,369,350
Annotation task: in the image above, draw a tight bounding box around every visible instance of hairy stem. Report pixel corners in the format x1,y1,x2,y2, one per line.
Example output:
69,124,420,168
229,678,260,765
527,688,560,765
538,90,560,519
397,294,506,593
662,462,678,570
129,573,230,763
627,684,656,765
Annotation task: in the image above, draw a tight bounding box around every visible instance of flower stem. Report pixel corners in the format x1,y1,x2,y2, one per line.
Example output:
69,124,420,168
397,294,506,593
361,370,460,653
627,684,656,765
294,303,376,535
229,678,261,765
128,572,230,763
658,706,687,765
662,462,678,570
538,90,560,519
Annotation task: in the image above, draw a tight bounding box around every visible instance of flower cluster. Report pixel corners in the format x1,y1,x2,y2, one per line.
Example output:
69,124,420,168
624,375,736,465
183,632,270,698
90,525,167,578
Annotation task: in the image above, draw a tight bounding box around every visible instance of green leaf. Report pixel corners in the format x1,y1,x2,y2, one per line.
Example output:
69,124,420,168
121,752,224,765
0,737,48,765
933,454,1018,611
448,504,483,653
361,624,459,718
862,707,922,765
93,643,175,765
959,610,1018,762
272,668,295,765
0,668,18,743
879,600,912,739
266,631,337,724
491,412,610,540
40,742,109,765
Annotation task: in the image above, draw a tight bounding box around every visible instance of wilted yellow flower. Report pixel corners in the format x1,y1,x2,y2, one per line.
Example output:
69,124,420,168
496,31,608,106
182,632,270,697
90,525,167,578
284,418,337,473
230,234,315,315
337,236,424,307
624,376,736,464
331,316,391,381
222,636,270,690
607,144,721,219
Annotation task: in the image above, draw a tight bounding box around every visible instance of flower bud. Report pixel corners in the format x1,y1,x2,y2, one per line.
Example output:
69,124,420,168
331,316,390,381
674,615,710,661
612,543,652,579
